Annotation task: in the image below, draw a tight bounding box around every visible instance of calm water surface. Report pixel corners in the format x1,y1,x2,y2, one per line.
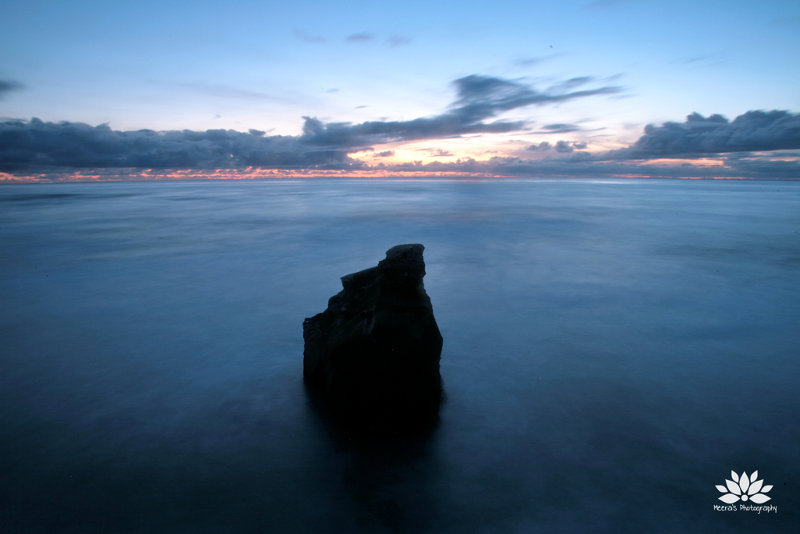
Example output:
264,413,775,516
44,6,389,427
1,178,798,533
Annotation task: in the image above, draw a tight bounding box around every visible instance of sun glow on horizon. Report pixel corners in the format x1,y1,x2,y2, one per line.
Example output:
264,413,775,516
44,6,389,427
3,161,788,184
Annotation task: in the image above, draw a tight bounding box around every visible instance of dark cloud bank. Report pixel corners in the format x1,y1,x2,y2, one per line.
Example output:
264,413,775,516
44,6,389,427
614,110,800,158
0,119,352,171
1,74,798,180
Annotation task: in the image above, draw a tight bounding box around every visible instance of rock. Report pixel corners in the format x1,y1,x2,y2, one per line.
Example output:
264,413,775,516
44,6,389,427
303,244,443,433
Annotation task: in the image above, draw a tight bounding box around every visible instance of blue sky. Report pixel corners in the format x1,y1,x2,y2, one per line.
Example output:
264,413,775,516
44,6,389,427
1,0,799,180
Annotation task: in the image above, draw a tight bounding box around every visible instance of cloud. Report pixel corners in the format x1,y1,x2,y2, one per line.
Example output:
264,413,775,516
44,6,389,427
539,123,582,133
380,151,799,180
451,75,620,123
345,32,374,43
0,79,24,98
298,74,621,149
616,110,800,158
528,140,588,153
422,148,453,157
0,69,622,175
514,54,560,67
293,29,327,43
546,76,594,93
342,32,410,46
528,141,552,152
672,54,722,68
555,140,575,153
723,153,800,180
388,35,412,47
23,74,775,180
0,118,358,172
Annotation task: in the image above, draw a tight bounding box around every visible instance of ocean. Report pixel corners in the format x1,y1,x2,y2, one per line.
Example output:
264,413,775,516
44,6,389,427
1,178,798,533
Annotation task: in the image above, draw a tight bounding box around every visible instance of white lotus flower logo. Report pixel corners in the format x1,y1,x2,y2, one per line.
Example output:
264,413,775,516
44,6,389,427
716,470,772,504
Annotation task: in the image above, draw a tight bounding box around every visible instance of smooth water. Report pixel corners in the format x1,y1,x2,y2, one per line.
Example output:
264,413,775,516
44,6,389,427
1,178,798,533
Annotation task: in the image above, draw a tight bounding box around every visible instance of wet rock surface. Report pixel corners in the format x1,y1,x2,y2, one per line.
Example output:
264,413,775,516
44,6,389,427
303,244,443,433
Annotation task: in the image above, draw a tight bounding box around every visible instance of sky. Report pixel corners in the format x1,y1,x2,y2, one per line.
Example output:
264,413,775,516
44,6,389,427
1,0,799,181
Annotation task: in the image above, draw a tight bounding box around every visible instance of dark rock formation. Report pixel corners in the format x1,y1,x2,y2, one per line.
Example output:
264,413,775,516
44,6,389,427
303,244,443,433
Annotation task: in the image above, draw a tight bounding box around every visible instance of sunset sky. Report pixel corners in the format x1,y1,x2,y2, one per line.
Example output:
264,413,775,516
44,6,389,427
1,0,799,180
